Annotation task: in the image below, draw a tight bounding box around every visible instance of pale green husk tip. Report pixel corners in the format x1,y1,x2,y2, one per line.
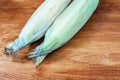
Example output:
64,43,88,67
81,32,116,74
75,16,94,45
34,54,47,67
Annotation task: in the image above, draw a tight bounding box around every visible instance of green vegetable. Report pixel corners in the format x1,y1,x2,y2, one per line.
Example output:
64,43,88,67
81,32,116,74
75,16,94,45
5,0,71,55
29,0,99,66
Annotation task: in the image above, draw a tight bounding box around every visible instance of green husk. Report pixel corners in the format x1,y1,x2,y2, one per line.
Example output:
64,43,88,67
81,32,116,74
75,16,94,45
29,0,99,66
5,0,71,55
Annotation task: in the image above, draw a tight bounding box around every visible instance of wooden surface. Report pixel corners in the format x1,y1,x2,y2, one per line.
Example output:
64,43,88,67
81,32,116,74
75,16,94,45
0,0,120,80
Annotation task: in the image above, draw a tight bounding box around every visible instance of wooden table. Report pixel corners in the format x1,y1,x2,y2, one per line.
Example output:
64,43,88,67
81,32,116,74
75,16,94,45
0,0,120,80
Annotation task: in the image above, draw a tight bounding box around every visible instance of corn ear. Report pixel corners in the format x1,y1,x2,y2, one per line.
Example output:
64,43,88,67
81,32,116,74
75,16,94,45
5,0,71,55
29,0,99,66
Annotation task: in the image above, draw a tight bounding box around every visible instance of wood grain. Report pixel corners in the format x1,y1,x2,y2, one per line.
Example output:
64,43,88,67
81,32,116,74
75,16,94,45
0,0,120,80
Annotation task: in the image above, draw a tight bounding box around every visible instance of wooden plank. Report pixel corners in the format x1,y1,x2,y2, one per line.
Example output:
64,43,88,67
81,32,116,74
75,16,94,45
0,0,120,80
